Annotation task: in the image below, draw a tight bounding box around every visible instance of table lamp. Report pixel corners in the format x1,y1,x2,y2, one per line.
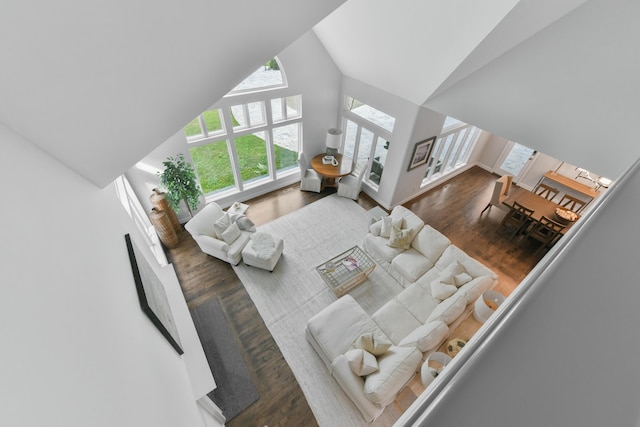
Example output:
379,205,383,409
326,128,342,156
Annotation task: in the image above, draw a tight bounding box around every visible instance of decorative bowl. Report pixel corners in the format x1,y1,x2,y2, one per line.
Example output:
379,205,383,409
554,207,578,224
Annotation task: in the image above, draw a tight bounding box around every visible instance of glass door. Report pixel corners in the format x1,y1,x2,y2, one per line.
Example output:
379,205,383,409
495,142,537,181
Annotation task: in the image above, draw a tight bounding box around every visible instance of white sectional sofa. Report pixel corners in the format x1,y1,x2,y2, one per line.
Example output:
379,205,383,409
305,205,498,421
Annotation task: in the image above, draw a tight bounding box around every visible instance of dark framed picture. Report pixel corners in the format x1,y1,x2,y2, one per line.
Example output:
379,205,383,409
125,234,183,355
407,136,436,171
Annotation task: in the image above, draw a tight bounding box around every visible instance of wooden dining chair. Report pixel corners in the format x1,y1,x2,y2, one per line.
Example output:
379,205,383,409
534,183,559,201
496,201,535,239
558,194,586,212
523,215,566,255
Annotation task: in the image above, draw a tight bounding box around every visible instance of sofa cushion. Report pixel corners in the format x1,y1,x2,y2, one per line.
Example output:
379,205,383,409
387,226,412,249
346,349,379,376
364,234,407,264
372,300,422,345
426,293,467,325
363,346,422,405
306,295,384,365
430,280,457,300
395,283,440,324
411,225,451,263
398,320,449,352
353,332,393,356
391,248,434,284
226,231,252,261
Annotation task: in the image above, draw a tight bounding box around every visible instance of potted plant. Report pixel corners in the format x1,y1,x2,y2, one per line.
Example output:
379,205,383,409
158,153,202,218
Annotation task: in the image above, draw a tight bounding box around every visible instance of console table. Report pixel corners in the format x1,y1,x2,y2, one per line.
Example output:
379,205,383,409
537,171,600,200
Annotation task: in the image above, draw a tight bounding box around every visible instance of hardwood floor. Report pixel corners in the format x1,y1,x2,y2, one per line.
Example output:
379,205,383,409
165,166,543,426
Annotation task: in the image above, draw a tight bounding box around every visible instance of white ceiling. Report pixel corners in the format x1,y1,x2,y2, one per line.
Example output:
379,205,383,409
2,0,636,186
0,0,345,187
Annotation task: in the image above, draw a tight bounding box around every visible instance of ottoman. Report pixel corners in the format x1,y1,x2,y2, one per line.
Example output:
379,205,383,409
241,232,284,271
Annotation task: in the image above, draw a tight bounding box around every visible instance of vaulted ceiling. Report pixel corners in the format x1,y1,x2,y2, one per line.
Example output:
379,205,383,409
1,0,637,187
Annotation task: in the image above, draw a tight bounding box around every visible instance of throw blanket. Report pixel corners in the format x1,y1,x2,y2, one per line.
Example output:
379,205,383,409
251,232,275,260
229,213,256,232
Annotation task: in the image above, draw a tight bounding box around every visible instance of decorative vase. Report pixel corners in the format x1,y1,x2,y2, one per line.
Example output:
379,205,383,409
150,188,181,233
149,207,179,249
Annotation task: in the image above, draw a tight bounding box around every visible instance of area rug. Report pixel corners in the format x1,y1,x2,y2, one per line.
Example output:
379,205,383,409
232,195,405,426
190,298,259,421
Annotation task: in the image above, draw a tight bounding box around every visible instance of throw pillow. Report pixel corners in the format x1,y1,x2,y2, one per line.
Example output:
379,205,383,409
454,272,473,287
380,216,403,238
430,280,458,300
213,213,231,239
353,332,392,356
220,221,241,244
398,321,448,352
442,260,465,277
345,348,379,376
387,226,411,249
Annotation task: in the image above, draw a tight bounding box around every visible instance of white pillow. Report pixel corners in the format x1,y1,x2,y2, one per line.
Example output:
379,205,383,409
213,213,231,239
399,321,449,352
454,272,473,287
381,217,403,238
387,226,412,249
442,260,465,278
345,349,379,376
220,221,241,244
430,280,457,300
353,332,392,356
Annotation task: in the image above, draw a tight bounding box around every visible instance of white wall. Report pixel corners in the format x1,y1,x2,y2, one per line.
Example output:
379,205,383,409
400,157,640,427
0,124,213,427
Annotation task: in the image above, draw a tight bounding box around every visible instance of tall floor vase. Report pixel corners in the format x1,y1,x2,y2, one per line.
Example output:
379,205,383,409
150,188,181,233
149,207,179,248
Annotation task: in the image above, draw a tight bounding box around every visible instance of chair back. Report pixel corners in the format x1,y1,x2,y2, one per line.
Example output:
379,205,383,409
492,175,513,204
534,183,559,200
298,152,307,175
497,200,535,238
559,194,586,212
526,215,566,249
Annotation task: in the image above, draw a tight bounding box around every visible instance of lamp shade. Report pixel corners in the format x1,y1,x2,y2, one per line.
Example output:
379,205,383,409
326,128,342,149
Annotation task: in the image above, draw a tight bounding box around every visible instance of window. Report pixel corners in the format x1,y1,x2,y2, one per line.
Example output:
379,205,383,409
184,58,300,196
228,58,286,94
342,97,395,187
422,118,479,185
115,175,167,266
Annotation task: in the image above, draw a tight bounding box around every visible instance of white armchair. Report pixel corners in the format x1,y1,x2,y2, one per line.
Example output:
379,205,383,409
337,159,369,200
299,152,322,193
184,202,253,265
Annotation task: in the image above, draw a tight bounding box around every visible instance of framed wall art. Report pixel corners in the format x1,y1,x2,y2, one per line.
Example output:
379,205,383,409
125,234,183,355
407,136,436,171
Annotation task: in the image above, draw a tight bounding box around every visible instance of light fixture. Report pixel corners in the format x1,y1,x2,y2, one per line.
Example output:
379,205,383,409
596,177,612,190
325,128,342,156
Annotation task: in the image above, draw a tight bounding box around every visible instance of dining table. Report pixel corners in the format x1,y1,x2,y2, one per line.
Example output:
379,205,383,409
502,188,580,234
311,153,354,187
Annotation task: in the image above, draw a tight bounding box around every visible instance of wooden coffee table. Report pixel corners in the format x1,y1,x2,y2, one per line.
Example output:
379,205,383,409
315,246,375,297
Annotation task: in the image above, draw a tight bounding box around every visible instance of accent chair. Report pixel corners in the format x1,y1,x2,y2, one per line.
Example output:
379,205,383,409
298,152,322,193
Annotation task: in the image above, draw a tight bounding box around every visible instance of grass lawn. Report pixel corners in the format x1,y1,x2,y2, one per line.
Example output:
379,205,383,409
186,109,298,194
